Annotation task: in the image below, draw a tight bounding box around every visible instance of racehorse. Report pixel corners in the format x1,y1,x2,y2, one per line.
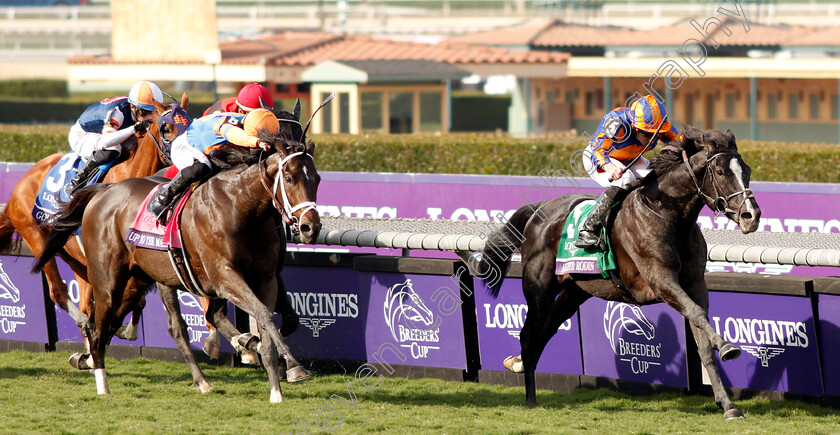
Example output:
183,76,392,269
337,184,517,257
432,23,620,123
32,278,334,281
474,126,760,419
33,120,321,402
0,95,188,339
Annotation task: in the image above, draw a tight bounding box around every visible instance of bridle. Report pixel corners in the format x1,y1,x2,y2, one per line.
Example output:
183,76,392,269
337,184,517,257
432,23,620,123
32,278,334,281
681,149,754,219
258,149,317,234
146,114,174,166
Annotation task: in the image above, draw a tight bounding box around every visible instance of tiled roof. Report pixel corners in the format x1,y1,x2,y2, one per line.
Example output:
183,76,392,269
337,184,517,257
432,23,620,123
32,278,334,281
785,26,840,46
531,21,636,47
336,59,471,81
263,33,569,66
446,19,555,46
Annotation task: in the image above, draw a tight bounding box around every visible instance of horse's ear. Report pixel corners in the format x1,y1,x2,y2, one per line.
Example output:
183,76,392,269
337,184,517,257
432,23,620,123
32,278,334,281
154,100,167,111
305,138,315,156
680,124,710,151
293,98,301,122
725,129,737,149
180,92,189,110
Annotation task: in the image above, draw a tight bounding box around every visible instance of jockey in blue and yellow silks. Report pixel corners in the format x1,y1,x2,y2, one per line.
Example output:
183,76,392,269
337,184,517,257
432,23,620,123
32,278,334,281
574,95,682,250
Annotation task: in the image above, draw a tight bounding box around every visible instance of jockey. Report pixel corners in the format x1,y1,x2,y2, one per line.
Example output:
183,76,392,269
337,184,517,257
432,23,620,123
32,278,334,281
65,81,165,196
202,82,274,116
147,108,279,223
574,95,681,250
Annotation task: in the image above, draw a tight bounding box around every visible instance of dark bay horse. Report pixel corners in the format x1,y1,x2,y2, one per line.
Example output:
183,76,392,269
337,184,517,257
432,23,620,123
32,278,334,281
475,126,760,419
33,125,321,402
0,95,188,337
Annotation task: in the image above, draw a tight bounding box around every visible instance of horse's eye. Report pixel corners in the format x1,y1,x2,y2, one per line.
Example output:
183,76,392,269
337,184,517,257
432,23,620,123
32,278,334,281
717,169,724,176
285,174,293,183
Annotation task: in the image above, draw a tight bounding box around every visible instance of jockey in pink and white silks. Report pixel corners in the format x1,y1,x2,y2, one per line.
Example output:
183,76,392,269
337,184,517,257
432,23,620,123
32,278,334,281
575,95,682,250
65,81,165,196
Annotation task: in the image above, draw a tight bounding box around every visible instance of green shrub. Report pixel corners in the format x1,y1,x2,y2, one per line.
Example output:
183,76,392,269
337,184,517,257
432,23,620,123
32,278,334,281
0,126,838,183
0,80,68,99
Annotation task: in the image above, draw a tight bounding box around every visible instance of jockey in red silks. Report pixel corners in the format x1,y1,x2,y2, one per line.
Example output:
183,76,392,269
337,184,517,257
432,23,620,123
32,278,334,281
147,108,279,223
574,95,682,250
202,82,274,116
65,81,165,196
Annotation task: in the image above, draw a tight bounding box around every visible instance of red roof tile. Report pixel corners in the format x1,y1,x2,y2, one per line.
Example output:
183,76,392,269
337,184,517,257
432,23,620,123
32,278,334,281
447,19,555,46
531,21,635,47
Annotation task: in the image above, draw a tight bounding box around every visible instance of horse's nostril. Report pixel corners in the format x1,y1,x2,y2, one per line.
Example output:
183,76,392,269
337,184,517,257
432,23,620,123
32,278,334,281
740,212,753,221
299,224,310,233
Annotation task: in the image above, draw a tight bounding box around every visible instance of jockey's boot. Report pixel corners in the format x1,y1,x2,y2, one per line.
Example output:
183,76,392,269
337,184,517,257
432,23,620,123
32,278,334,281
147,162,210,224
64,149,120,197
574,186,626,250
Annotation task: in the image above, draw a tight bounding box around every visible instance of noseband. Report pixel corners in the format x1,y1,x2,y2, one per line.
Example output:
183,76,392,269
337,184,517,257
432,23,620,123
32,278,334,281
682,150,754,217
259,151,317,234
146,119,175,166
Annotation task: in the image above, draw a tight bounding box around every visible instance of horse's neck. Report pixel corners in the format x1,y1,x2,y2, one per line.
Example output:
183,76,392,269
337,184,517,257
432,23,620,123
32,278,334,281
223,153,282,221
638,160,706,223
106,132,163,181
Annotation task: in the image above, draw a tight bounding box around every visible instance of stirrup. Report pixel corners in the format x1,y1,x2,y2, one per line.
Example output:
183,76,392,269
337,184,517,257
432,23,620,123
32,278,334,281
574,231,600,249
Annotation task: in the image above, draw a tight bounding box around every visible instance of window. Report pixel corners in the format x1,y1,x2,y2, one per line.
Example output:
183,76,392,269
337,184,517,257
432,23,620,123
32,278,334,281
809,94,820,120
361,92,383,131
338,92,350,133
767,93,777,119
725,93,735,118
320,92,334,133
585,91,594,116
389,91,413,134
788,93,798,119
419,91,442,132
833,95,839,120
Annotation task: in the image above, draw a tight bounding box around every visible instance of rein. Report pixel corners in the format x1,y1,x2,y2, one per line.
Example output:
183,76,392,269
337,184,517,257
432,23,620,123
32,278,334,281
681,149,753,217
146,122,174,166
258,150,317,234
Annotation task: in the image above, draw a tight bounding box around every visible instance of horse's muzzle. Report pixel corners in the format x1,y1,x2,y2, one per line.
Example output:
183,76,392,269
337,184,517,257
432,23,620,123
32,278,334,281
297,215,322,244
737,197,761,234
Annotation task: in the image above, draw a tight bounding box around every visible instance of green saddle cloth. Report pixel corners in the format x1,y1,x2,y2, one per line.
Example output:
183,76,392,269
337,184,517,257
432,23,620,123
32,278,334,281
556,200,618,278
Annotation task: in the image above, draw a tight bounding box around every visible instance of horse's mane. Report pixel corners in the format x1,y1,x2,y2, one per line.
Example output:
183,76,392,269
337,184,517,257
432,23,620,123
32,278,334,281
641,124,706,184
210,110,303,171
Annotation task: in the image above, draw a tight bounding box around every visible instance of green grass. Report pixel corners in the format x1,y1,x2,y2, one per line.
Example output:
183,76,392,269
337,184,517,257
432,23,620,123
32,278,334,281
1,350,839,434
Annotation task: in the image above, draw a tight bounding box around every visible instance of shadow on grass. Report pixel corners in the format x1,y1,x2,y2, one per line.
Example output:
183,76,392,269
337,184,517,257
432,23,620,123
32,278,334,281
0,366,51,380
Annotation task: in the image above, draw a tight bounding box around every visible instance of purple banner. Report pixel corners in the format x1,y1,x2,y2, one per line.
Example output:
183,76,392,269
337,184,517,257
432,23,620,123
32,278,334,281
0,255,49,344
54,259,144,346
708,292,822,395
283,266,367,360
818,293,840,395
474,277,582,374
142,287,235,353
363,272,466,369
579,299,688,387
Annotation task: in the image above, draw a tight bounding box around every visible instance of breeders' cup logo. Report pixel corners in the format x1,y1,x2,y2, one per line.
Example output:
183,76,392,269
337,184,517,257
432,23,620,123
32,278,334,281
712,316,809,368
384,279,439,360
0,260,21,304
603,302,662,374
0,260,27,334
176,290,208,344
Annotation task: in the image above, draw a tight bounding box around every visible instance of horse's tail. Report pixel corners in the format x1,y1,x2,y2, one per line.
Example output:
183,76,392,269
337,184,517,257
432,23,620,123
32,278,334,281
0,204,22,255
31,184,109,273
478,201,544,298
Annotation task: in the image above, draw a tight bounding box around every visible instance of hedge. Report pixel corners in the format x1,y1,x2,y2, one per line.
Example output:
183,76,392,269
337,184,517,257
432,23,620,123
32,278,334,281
0,80,68,99
1,125,837,183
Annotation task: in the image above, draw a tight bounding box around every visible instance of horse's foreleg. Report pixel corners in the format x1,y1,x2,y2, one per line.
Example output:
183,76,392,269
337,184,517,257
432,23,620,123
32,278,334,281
158,284,212,393
220,276,291,403
688,323,743,419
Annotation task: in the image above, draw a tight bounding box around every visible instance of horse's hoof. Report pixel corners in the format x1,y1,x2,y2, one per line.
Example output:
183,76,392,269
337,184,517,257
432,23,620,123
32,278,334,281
235,333,260,352
286,366,311,383
525,399,538,408
240,350,260,366
503,355,524,373
195,381,214,394
69,353,92,370
724,408,745,420
720,343,741,361
115,323,138,341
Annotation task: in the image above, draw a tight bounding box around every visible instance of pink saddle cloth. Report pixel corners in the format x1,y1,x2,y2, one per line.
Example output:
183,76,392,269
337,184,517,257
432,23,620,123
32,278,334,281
125,186,193,250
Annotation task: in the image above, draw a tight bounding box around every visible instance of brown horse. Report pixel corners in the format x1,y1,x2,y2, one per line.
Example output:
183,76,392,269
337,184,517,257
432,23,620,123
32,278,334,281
33,125,321,402
0,95,188,337
474,126,760,419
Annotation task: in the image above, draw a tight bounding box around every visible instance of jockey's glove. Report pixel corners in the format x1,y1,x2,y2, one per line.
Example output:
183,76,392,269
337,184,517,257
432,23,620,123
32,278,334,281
134,119,154,133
